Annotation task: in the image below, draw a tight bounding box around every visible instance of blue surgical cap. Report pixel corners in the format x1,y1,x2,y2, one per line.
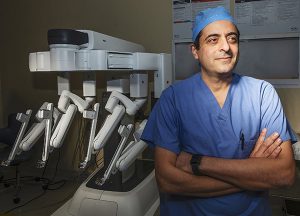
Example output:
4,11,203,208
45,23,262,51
192,6,235,42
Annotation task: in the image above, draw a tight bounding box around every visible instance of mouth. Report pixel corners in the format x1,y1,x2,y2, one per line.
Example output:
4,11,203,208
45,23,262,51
215,56,234,64
216,56,232,60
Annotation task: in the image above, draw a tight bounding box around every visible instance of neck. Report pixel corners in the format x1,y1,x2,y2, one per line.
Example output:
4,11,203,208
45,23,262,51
200,70,233,108
200,70,233,93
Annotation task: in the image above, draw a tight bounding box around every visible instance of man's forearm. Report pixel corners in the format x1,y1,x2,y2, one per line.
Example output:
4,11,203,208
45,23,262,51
155,147,242,197
156,163,242,197
199,142,295,190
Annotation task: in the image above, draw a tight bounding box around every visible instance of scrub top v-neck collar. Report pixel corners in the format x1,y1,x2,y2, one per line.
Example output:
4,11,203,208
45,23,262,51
196,72,237,121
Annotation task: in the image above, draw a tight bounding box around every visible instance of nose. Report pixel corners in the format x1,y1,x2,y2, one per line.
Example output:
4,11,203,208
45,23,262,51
219,37,230,52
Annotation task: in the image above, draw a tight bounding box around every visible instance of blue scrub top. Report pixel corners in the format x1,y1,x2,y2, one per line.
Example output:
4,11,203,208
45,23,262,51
141,73,295,216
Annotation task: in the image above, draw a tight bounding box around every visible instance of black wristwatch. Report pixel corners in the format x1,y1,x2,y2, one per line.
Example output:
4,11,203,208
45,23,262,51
190,154,202,176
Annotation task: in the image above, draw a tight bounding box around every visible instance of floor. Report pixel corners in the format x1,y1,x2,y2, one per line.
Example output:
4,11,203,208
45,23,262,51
0,165,300,216
0,163,85,216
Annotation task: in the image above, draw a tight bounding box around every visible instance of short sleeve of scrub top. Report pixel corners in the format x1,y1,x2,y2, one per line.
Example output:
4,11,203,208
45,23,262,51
141,87,181,154
260,82,297,143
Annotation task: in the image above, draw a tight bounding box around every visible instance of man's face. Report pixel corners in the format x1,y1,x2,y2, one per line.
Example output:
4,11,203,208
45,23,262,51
192,20,239,76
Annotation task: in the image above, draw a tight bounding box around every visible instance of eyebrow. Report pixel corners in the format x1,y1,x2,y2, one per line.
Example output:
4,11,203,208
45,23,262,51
204,32,239,41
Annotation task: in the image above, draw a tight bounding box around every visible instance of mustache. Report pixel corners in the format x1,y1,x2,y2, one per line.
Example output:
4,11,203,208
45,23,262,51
216,50,234,59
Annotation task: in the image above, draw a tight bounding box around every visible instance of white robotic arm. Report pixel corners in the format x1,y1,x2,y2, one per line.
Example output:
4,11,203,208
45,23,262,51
41,90,95,167
49,90,100,169
26,29,173,216
1,102,58,166
50,104,77,149
93,91,146,151
79,90,147,169
57,90,93,113
93,105,125,150
115,120,148,172
88,91,148,185
50,90,93,149
105,91,146,116
1,110,32,166
27,30,171,168
3,91,94,168
18,102,49,152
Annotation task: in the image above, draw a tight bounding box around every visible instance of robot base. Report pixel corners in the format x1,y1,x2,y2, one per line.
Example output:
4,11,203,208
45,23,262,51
52,160,159,216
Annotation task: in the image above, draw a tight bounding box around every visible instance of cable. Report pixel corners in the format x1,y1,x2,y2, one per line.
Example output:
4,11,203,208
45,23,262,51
72,115,82,165
41,156,50,178
39,147,67,191
78,118,85,162
51,148,61,182
3,189,47,214
1,175,36,183
2,110,105,215
95,149,104,168
15,178,82,215
71,115,82,166
45,180,66,190
72,116,87,168
79,118,88,164
95,150,100,167
42,149,65,190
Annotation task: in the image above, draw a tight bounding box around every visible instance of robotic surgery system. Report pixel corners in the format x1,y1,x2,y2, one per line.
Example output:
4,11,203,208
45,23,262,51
1,90,94,168
5,29,172,216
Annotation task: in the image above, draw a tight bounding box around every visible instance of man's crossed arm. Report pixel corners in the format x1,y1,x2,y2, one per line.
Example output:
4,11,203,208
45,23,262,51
155,129,295,197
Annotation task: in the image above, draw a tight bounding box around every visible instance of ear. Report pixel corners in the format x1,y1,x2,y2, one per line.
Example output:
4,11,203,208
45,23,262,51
191,44,199,60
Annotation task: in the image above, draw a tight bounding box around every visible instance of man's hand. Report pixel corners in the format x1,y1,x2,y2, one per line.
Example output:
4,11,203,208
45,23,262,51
250,128,282,158
175,151,193,174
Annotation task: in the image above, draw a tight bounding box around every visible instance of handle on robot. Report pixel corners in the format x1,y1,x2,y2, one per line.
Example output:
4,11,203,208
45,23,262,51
50,104,77,148
1,110,33,166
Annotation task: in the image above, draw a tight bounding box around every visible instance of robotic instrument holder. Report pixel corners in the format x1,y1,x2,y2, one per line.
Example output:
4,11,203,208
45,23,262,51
26,29,172,216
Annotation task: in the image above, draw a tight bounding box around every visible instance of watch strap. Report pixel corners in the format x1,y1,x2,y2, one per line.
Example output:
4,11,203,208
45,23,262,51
190,154,202,176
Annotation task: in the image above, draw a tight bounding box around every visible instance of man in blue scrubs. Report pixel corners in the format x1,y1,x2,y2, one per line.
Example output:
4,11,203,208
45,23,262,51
141,6,296,216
